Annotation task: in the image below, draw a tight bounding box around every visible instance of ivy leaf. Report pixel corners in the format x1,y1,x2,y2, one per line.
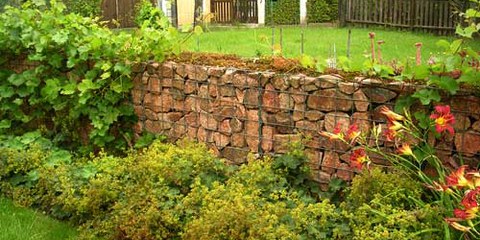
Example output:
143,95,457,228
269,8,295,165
412,89,441,105
7,74,25,86
40,78,60,100
78,79,100,93
61,82,77,95
0,119,11,129
414,111,431,130
0,85,15,98
52,30,68,44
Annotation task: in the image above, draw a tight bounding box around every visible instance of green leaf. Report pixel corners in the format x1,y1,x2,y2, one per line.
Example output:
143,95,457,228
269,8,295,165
412,65,430,80
394,95,416,113
412,89,441,105
428,75,458,94
436,40,450,50
0,85,15,98
299,54,315,68
7,74,25,86
61,82,77,95
0,119,11,129
78,79,100,93
52,30,68,44
40,78,60,100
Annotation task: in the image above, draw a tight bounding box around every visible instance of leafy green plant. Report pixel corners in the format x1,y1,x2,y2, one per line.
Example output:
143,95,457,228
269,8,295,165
0,0,178,153
62,0,102,17
342,168,443,240
134,0,169,29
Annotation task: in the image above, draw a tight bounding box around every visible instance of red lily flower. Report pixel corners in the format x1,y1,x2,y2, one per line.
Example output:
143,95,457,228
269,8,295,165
453,208,478,220
346,124,361,143
430,105,455,135
350,148,369,170
461,188,480,209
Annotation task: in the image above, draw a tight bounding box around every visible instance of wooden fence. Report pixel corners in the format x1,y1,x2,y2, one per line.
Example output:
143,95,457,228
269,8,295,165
338,0,464,34
211,0,258,24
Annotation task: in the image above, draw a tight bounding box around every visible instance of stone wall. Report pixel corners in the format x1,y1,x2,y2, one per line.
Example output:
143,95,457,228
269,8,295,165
132,61,480,183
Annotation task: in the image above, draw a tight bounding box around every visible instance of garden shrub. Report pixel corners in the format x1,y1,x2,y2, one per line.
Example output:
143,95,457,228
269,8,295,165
134,0,169,29
307,0,338,23
265,0,300,25
0,136,450,240
342,168,443,240
0,0,178,153
62,0,102,17
182,157,350,240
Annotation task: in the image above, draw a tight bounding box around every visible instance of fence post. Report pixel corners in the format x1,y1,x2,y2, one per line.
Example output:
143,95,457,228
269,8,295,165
338,0,346,27
257,0,265,25
300,0,307,25
410,0,416,30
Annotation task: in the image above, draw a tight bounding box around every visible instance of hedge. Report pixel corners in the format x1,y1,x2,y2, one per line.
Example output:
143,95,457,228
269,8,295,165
265,0,338,25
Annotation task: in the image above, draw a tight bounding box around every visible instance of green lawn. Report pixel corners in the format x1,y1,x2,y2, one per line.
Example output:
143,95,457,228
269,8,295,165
183,25,480,68
0,197,78,240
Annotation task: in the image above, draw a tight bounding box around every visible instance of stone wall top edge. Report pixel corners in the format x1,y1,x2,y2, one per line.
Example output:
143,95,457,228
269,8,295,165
140,61,476,95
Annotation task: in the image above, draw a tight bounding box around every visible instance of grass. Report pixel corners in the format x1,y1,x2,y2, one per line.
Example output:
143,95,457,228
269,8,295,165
0,197,78,240
183,25,480,69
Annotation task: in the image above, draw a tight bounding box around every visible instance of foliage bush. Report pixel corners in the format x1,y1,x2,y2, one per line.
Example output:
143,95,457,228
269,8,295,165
307,0,338,23
265,0,338,25
342,168,443,240
0,0,178,153
265,0,300,25
134,0,169,29
0,135,450,239
62,0,102,17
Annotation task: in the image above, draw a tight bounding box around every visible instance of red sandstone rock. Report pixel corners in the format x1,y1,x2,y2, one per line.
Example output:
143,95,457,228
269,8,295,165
336,163,353,181
307,89,353,112
213,132,230,149
199,111,218,130
261,126,275,152
273,134,302,153
455,131,480,157
362,87,397,103
321,151,340,174
263,84,280,113
324,112,350,132
453,114,471,131
219,119,233,135
231,133,246,147
305,110,325,121
145,120,171,133
353,90,369,111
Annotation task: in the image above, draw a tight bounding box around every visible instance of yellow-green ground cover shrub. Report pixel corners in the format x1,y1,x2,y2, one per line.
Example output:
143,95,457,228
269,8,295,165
0,137,444,239
342,168,443,240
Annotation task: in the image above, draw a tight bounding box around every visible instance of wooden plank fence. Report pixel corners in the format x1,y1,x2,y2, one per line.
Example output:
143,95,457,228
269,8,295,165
339,0,464,35
211,0,258,24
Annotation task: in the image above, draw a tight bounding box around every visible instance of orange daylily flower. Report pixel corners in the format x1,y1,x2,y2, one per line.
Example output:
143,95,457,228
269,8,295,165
446,166,473,189
319,123,344,141
380,106,405,121
397,144,414,156
445,218,472,232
